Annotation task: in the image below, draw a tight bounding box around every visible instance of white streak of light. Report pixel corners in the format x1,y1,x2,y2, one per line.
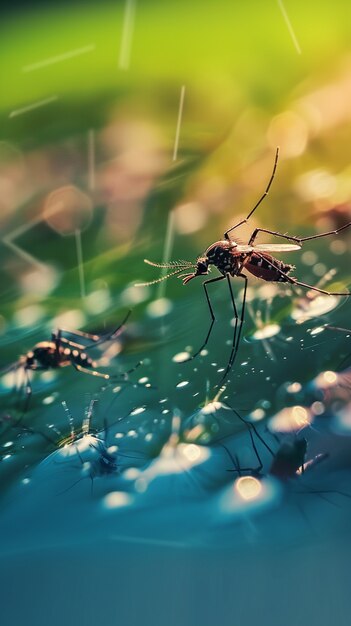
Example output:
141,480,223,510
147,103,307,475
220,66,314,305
277,0,302,55
22,45,96,72
9,96,58,118
75,229,86,299
119,0,136,70
173,85,186,161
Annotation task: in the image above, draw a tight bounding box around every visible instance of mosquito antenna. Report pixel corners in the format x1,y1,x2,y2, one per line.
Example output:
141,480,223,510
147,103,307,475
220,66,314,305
135,266,195,287
144,259,195,269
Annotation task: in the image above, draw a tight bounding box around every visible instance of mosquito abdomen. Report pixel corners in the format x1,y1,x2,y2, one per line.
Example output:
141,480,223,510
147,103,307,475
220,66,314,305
245,253,295,282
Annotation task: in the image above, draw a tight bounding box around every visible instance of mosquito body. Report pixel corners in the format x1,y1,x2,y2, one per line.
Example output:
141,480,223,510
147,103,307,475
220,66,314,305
1,312,132,409
182,238,298,285
138,148,351,382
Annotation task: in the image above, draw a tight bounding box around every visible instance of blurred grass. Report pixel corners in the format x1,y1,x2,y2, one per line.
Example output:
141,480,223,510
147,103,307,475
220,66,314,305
1,1,351,136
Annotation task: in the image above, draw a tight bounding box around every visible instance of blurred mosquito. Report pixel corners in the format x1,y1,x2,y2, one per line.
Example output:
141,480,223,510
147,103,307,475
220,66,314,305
1,311,139,410
137,148,351,382
58,400,145,494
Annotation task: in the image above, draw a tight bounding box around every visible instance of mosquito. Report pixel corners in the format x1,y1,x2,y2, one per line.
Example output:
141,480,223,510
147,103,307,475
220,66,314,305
57,400,145,494
137,148,351,382
1,311,137,410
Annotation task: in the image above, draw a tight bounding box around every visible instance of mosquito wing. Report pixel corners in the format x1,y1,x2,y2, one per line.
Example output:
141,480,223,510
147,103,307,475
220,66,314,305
235,243,301,253
253,243,301,252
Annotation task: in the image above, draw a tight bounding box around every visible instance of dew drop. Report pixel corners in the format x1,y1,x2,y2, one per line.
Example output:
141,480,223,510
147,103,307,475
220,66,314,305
43,395,55,405
176,380,189,389
310,326,325,336
252,323,281,340
172,351,191,363
130,407,146,416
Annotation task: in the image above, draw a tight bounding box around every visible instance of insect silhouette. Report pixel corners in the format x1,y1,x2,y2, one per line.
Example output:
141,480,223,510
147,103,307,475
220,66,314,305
137,148,351,382
57,400,145,494
1,311,134,410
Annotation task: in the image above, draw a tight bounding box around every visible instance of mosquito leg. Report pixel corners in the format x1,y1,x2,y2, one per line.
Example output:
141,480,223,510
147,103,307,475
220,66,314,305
219,273,248,382
66,310,132,350
91,310,132,347
249,222,351,246
253,251,350,297
217,275,239,381
120,360,143,377
59,336,86,350
71,361,110,380
224,147,279,241
227,402,275,458
232,408,263,473
298,222,351,242
290,278,350,297
182,275,226,361
248,228,302,246
224,218,248,241
219,443,244,475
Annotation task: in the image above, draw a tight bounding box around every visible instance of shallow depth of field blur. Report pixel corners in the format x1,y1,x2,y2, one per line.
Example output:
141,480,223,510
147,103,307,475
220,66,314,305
1,2,351,623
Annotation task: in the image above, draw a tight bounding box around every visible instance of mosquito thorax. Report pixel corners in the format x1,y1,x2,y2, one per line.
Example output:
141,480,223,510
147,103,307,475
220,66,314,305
205,240,240,273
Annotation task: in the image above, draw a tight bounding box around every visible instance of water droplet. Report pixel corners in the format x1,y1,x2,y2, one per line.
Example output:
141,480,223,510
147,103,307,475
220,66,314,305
252,323,281,340
249,408,265,421
43,395,55,405
130,407,146,416
314,370,337,388
287,382,302,393
181,444,202,462
270,405,312,432
235,476,263,501
176,380,189,389
172,351,191,363
311,401,325,415
292,297,338,322
103,491,132,509
127,430,138,438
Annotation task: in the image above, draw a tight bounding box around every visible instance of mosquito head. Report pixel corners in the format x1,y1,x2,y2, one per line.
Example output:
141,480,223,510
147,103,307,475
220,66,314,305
181,256,209,285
